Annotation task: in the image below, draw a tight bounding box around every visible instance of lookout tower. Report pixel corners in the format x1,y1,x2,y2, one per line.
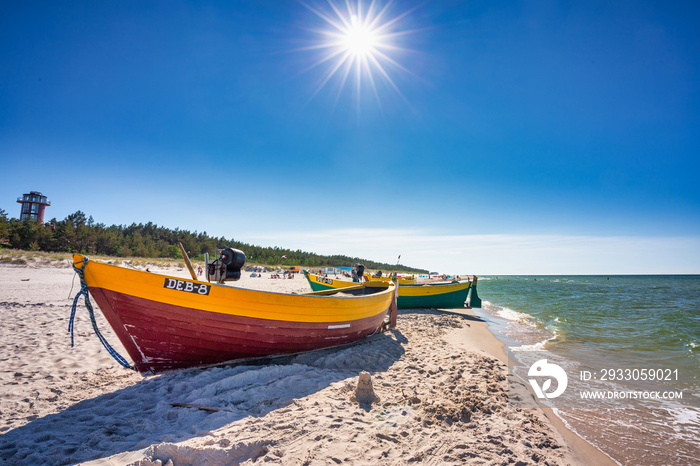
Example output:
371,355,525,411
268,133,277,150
17,191,51,223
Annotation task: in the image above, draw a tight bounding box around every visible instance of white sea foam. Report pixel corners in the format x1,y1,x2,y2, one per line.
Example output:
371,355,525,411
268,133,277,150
669,407,700,425
496,306,533,324
510,335,557,352
658,406,700,447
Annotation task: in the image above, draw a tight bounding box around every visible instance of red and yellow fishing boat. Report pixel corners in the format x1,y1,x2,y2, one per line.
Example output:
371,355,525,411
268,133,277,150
70,251,396,373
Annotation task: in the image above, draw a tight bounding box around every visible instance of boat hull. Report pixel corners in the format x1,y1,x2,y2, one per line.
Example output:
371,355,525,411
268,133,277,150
391,282,471,309
74,255,394,373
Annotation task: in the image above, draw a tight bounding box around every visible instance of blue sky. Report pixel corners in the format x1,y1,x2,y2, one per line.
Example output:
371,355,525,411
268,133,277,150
1,0,699,274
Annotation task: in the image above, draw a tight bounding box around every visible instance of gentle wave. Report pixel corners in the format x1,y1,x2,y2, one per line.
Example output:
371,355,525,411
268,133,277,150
496,307,535,324
510,335,557,352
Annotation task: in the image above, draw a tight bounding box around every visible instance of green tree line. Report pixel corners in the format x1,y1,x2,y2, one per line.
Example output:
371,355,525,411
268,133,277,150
0,209,428,273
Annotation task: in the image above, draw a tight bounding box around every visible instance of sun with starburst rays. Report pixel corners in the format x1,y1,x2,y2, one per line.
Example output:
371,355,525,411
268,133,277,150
298,0,418,109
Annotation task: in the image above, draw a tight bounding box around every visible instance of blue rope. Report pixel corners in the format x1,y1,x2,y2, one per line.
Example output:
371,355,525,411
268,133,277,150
69,257,132,369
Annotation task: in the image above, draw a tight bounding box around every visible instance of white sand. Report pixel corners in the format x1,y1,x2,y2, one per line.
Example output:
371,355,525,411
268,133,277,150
0,258,612,465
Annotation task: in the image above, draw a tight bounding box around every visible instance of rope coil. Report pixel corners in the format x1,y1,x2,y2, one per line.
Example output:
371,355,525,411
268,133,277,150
69,257,132,369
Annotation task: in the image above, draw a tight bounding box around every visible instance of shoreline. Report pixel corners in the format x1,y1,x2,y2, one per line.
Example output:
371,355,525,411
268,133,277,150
446,308,616,466
477,275,700,466
0,259,613,464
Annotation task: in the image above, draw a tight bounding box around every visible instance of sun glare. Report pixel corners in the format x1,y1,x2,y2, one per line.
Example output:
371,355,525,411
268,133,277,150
299,0,417,108
343,16,377,57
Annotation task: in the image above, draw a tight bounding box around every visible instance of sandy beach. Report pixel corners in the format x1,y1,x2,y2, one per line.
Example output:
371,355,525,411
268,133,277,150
0,257,613,465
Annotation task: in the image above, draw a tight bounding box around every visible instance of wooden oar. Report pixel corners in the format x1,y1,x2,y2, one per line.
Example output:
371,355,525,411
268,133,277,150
177,242,198,281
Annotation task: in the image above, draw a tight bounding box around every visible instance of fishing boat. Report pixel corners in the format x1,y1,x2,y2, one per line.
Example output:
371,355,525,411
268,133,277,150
69,251,397,373
365,272,416,285
304,270,480,309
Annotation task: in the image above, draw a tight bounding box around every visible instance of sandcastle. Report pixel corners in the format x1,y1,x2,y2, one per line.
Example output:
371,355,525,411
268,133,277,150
354,371,378,404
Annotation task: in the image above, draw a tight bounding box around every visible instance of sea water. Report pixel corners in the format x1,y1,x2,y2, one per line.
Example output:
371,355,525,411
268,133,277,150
475,275,700,465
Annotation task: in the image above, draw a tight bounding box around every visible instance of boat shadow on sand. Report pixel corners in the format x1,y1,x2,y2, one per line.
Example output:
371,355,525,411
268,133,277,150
0,330,406,466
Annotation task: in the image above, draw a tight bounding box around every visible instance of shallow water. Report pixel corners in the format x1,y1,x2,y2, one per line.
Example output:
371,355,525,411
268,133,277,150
475,275,700,465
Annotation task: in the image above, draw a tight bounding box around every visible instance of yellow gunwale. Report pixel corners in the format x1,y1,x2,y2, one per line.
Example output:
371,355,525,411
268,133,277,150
304,273,361,290
75,255,394,324
364,274,416,285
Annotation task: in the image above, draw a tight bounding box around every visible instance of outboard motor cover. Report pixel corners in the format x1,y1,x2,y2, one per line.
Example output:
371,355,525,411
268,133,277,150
351,263,366,283
221,248,246,281
208,248,246,283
